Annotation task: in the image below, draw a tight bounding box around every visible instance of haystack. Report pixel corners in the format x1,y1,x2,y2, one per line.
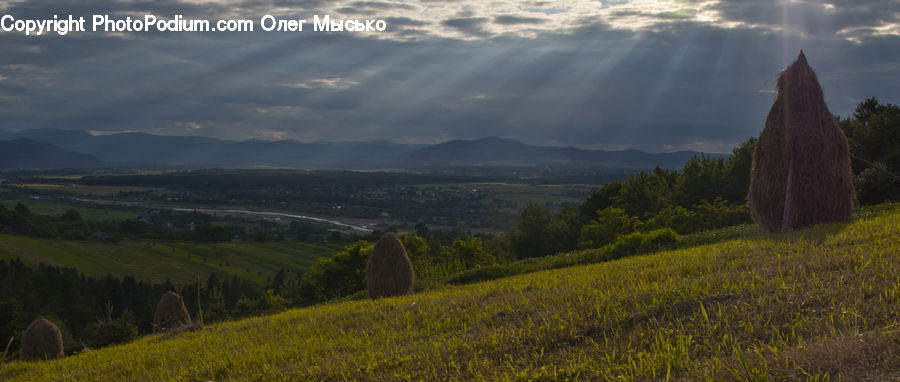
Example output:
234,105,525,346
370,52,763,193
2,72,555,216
366,233,415,298
20,317,63,361
748,51,855,232
153,291,192,333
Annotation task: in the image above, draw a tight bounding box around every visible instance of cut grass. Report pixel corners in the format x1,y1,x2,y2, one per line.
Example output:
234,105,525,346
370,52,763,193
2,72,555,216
0,235,343,285
3,205,900,380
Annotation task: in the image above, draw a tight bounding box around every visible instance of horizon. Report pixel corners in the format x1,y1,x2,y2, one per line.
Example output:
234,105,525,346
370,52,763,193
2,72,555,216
0,128,733,154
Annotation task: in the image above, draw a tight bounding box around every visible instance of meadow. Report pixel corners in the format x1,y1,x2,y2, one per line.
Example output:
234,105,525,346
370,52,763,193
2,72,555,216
0,199,139,222
2,204,899,380
0,234,343,285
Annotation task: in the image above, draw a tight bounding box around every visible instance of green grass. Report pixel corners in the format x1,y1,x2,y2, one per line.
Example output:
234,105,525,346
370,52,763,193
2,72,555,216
3,206,900,380
0,199,139,221
0,235,343,285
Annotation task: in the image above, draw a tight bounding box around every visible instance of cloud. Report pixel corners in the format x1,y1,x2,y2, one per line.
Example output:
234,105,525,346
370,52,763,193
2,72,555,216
383,16,431,27
0,0,897,152
492,15,547,25
441,17,489,37
287,77,360,89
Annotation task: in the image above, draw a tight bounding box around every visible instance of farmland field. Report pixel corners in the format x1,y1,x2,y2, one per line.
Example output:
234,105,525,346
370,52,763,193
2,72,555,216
0,199,139,221
0,234,344,285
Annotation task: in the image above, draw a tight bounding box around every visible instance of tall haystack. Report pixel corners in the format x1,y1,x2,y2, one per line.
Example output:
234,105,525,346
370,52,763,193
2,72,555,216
153,291,192,333
366,233,415,298
749,51,855,232
20,317,63,361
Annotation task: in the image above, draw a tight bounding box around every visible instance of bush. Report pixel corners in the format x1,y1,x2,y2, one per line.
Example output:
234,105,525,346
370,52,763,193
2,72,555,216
83,310,139,349
644,199,749,235
604,232,645,260
638,228,680,252
578,207,638,249
603,229,680,260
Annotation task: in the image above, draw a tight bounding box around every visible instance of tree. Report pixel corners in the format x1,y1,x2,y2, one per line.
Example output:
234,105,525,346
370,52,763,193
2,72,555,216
838,98,900,203
546,206,585,254
449,237,495,268
723,138,756,204
614,168,676,218
580,180,625,220
578,207,639,248
298,241,372,302
511,203,554,259
398,231,430,263
14,203,30,217
61,210,82,222
674,155,727,208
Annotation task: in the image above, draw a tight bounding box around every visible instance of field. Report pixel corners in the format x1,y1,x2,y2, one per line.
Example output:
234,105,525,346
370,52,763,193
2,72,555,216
0,199,139,221
9,184,158,196
0,234,344,285
3,206,899,380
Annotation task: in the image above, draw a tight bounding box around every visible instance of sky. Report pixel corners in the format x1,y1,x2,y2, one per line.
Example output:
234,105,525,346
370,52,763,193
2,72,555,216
0,0,898,153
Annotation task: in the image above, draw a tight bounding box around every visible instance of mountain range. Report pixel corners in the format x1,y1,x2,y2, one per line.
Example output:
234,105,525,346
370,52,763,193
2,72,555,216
0,129,724,170
0,138,102,169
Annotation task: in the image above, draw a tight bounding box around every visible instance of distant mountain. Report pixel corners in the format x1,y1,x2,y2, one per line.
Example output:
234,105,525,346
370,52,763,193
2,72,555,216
0,129,426,168
0,138,102,169
400,137,723,168
0,130,724,169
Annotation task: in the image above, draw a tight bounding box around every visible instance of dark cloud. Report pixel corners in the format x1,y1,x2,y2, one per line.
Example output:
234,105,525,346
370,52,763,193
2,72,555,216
492,15,547,25
0,0,898,151
711,0,900,42
383,16,430,27
348,1,418,11
440,17,489,37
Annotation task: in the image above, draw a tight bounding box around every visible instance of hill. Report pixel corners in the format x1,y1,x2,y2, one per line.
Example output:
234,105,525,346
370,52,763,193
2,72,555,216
3,205,899,380
401,136,722,168
0,129,424,168
0,138,101,169
0,130,720,169
0,234,343,285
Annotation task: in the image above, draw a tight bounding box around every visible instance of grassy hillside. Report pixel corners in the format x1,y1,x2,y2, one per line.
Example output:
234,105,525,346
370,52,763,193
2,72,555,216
0,235,343,285
3,206,900,380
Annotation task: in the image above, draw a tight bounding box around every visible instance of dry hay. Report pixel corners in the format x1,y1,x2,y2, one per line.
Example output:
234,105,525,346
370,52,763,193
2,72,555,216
366,233,415,298
20,317,63,361
153,291,192,333
749,51,855,232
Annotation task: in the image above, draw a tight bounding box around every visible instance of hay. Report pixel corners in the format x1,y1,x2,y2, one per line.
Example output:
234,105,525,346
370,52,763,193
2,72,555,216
153,291,192,333
20,317,63,361
749,51,855,232
366,233,415,298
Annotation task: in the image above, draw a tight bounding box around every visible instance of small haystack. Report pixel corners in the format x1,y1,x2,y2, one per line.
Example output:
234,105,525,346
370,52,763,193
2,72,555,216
366,233,415,298
20,317,63,361
748,51,855,232
153,291,192,333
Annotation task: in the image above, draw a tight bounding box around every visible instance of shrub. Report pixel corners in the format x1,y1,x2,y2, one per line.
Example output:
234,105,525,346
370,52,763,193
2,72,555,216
604,229,681,260
638,228,680,252
83,310,138,349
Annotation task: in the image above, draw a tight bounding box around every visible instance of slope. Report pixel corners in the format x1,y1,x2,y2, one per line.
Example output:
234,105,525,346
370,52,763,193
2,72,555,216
0,138,101,169
2,206,900,380
0,235,344,286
